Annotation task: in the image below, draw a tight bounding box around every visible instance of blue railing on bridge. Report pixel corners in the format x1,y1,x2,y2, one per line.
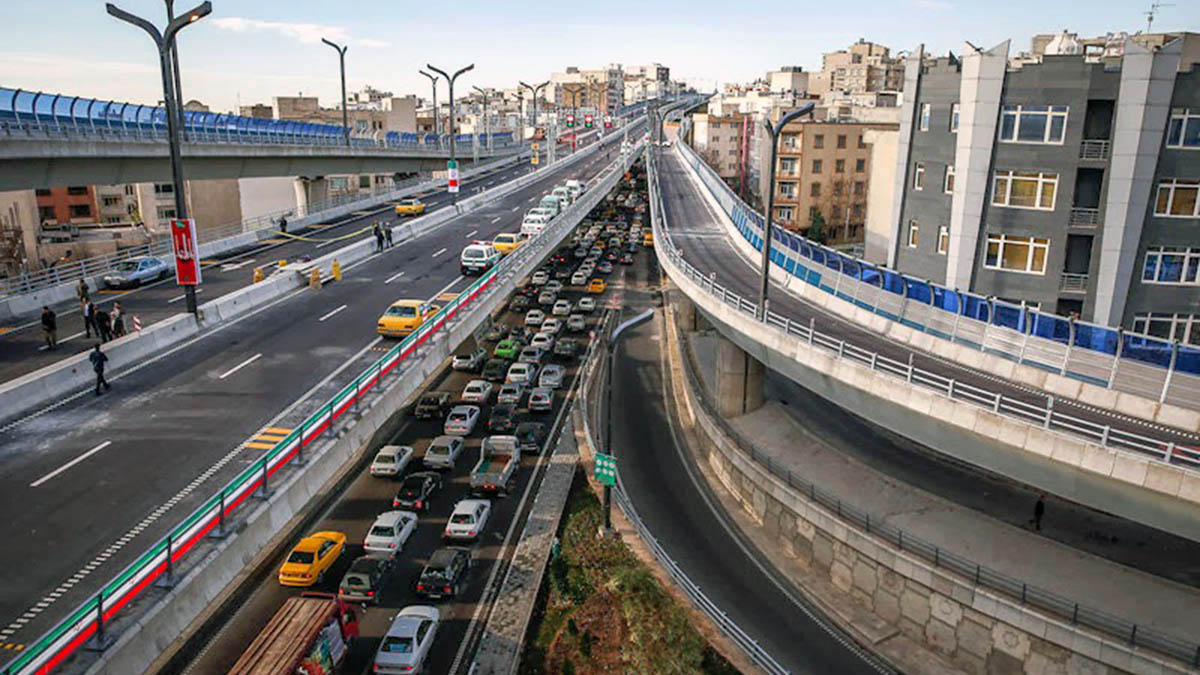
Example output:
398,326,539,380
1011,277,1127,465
0,87,517,150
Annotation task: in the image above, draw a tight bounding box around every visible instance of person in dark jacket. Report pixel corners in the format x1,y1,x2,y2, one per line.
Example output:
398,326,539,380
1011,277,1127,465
95,308,113,343
41,306,57,349
111,302,126,338
82,300,98,338
1034,494,1046,531
89,344,111,395
373,222,385,252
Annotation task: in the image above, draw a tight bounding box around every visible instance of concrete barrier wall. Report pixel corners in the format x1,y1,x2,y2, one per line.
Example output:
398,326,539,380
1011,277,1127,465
658,246,1200,546
672,147,1200,434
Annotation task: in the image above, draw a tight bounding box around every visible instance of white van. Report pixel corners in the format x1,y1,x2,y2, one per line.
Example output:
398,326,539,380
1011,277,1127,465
565,180,584,199
460,242,501,275
520,214,550,238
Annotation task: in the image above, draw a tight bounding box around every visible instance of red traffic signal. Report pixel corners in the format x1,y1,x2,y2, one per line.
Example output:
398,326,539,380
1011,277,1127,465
566,113,575,128
584,114,594,128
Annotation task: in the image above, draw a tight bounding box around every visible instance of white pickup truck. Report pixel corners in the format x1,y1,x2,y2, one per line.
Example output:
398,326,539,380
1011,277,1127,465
469,435,520,494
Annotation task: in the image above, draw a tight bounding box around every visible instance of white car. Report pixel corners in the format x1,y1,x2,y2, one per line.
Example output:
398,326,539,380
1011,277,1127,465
370,445,414,477
552,299,572,317
530,332,555,351
461,379,494,403
497,382,525,404
444,499,492,541
373,605,440,675
506,361,539,385
517,346,544,365
424,435,464,470
545,280,564,294
567,314,587,332
525,309,545,327
444,405,481,436
538,364,567,389
452,348,486,372
571,271,588,286
363,510,418,555
541,318,563,335
577,297,597,313
530,271,549,286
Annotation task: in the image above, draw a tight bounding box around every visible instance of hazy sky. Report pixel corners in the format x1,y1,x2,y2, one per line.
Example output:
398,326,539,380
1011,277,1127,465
2,0,1195,112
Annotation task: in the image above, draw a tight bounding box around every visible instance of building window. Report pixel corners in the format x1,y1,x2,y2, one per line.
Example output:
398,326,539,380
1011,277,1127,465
919,103,931,131
69,204,91,218
835,159,845,173
813,134,824,149
782,134,798,149
776,206,794,221
154,183,174,194
711,135,720,143
858,135,866,149
1141,247,1200,285
999,105,1068,144
810,182,821,197
780,158,796,174
156,206,177,220
1166,109,1200,149
907,221,919,248
35,189,51,197
984,234,1050,274
778,182,797,198
913,162,925,190
950,103,960,132
38,206,55,222
1154,179,1200,217
67,186,88,196
833,182,843,196
937,225,949,254
812,159,822,174
711,122,721,129
991,170,1057,210
809,206,821,220
944,165,956,194
852,204,862,219
854,159,865,173
106,216,122,224
728,149,737,156
837,134,847,149
1132,313,1200,345
854,181,864,196
359,175,371,189
103,196,121,207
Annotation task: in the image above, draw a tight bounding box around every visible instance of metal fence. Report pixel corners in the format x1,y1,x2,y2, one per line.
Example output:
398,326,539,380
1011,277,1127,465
649,146,1200,669
673,138,1200,412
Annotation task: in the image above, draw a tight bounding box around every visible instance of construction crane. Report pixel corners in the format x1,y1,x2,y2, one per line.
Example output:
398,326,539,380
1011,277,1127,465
1144,1,1174,33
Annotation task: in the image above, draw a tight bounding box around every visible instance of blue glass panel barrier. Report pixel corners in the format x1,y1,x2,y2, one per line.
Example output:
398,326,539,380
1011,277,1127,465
1030,313,1071,344
1174,344,1200,376
904,278,932,304
14,90,37,118
932,286,960,313
1072,323,1117,354
963,294,990,322
1121,334,1174,368
992,301,1025,332
881,269,905,295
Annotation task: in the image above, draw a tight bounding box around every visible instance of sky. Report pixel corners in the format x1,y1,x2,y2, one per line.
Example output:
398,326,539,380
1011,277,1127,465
1,0,1196,113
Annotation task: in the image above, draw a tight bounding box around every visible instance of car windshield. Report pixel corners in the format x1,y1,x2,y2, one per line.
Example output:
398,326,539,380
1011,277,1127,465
428,443,448,455
402,200,418,206
287,550,314,565
113,261,141,272
450,513,474,524
375,455,394,463
386,305,418,318
344,574,367,587
381,636,414,654
370,525,395,537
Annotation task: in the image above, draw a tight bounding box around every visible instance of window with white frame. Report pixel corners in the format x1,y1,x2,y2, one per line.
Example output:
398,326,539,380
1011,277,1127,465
950,103,960,132
780,158,797,174
1142,246,1200,285
1154,179,1199,217
944,165,956,194
937,225,949,254
907,221,919,248
919,103,931,131
999,105,1068,144
913,162,926,190
991,170,1058,210
1132,312,1200,345
1166,109,1200,149
984,234,1050,274
776,206,794,222
778,182,797,198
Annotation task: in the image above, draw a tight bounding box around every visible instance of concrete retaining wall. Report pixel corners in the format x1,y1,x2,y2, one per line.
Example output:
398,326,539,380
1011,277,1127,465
659,246,1200,545
664,297,1194,675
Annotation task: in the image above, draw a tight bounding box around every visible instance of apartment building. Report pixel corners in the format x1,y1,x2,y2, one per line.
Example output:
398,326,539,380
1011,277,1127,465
34,187,97,226
551,66,625,115
811,39,905,97
767,66,809,94
889,33,1200,338
692,112,754,197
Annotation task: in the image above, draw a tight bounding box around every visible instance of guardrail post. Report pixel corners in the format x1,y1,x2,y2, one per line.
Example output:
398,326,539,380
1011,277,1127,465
898,530,904,551
1021,583,1027,604
870,353,877,370
993,392,1002,413
808,317,815,345
906,353,915,383
211,492,229,539
1163,442,1175,463
156,535,176,589
1129,625,1137,646
84,591,115,652
934,547,940,566
947,380,956,399
1071,603,1079,625
295,425,308,467
837,340,845,359
1107,329,1124,389
255,459,273,500
974,565,981,585
1159,340,1179,404
1044,396,1054,429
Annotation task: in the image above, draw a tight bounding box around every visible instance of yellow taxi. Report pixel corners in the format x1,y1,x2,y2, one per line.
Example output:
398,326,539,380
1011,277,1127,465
394,198,427,217
278,531,347,587
378,299,440,337
492,232,524,256
643,231,654,247
588,278,607,294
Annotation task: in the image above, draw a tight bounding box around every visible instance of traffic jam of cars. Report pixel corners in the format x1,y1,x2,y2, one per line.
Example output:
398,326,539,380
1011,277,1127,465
255,164,652,673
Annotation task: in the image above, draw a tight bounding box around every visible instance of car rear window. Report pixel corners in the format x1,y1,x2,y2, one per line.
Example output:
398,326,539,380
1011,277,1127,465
375,455,394,463
450,513,474,524
287,551,314,564
344,574,368,587
381,636,414,654
370,525,395,537
387,306,418,318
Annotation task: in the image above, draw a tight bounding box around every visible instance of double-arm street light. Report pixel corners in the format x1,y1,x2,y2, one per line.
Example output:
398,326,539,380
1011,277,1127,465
321,38,350,146
426,63,475,204
419,70,440,136
106,0,211,315
472,86,491,151
759,103,815,317
519,80,548,131
163,0,186,138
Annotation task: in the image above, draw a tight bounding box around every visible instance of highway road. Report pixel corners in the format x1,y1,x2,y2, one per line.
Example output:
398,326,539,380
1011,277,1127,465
0,139,591,384
155,178,641,675
603,244,889,674
0,121,642,654
655,147,1200,450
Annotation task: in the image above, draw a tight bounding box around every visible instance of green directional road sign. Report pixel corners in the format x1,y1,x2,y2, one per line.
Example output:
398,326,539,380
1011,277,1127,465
594,452,617,486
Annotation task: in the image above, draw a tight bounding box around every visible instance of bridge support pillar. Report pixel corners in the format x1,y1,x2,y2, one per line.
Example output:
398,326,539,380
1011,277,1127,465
673,293,710,332
715,334,764,418
294,177,331,214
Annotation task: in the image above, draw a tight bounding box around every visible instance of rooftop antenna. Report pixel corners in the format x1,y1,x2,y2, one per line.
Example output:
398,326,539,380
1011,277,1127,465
1145,1,1174,33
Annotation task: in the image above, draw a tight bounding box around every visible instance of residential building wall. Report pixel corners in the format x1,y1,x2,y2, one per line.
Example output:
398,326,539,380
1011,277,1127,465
768,67,809,94
863,128,899,264
693,113,752,196
34,186,97,226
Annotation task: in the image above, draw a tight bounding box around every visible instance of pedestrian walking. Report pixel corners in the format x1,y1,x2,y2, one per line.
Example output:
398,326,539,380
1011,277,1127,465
279,215,288,234
76,278,89,303
96,308,113,343
111,302,126,338
89,344,111,395
40,305,57,350
373,223,385,252
384,225,394,248
82,300,98,338
1033,494,1046,531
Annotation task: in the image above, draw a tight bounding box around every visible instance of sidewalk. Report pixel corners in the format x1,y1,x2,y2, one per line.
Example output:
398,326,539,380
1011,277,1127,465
689,332,1200,634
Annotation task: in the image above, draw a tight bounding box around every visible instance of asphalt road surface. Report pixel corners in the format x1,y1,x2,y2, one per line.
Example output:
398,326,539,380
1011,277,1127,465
0,121,642,654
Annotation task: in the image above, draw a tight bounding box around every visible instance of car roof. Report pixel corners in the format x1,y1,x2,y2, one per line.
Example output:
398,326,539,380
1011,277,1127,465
454,499,490,512
428,548,465,566
431,435,460,445
389,299,424,308
450,405,478,413
373,510,407,526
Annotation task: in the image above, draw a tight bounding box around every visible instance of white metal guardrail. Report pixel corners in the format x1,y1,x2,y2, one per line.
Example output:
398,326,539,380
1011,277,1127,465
645,147,1200,471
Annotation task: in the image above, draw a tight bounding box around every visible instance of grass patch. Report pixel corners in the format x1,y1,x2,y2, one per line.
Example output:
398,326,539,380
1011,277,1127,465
521,473,739,674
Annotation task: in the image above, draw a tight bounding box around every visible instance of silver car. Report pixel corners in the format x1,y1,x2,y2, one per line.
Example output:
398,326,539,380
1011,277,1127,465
424,435,464,469
444,405,480,436
497,383,525,405
538,364,566,389
103,256,169,288
373,605,440,674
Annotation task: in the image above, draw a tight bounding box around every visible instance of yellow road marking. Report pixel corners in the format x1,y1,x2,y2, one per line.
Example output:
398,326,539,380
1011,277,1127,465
96,289,124,295
436,292,460,302
264,427,293,434
254,434,287,442
260,238,287,244
0,327,15,335
2,643,24,650
244,441,276,450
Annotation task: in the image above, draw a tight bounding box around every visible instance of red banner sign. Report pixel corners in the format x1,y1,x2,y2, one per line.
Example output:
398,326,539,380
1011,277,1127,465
170,218,202,286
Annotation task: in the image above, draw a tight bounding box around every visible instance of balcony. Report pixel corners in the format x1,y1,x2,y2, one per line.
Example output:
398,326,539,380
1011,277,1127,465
1069,207,1100,228
1079,140,1110,161
1059,273,1089,293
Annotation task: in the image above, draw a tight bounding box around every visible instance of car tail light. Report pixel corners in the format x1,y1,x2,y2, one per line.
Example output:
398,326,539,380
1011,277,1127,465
469,531,476,536
393,498,400,507
444,585,453,594
389,542,397,549
367,590,374,596
415,500,424,509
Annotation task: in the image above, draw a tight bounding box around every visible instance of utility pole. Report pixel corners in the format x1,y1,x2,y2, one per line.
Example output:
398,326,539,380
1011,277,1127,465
321,39,350,146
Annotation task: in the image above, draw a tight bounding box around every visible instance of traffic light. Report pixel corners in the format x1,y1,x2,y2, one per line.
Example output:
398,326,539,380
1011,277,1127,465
566,113,575,128
603,115,612,128
584,114,594,128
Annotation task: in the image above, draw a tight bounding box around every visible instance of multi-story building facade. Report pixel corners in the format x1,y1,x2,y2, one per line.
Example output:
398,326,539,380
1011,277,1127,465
813,39,905,97
889,33,1200,339
692,112,754,198
551,66,625,116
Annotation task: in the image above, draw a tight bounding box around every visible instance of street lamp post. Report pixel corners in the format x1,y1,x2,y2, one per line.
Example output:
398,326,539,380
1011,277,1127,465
419,70,440,136
163,0,186,139
321,38,350,146
426,63,475,205
759,103,815,317
518,80,549,135
472,86,491,152
106,0,211,315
